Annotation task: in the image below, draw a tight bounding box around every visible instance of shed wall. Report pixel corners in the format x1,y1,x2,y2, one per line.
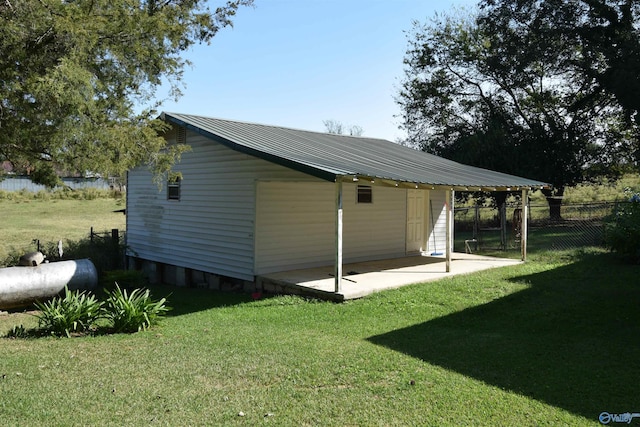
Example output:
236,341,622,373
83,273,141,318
126,128,318,281
426,191,448,255
343,184,407,261
254,182,407,274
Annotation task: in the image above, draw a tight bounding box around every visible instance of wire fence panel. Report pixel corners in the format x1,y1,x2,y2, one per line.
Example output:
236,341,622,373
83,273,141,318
454,202,620,254
528,203,613,251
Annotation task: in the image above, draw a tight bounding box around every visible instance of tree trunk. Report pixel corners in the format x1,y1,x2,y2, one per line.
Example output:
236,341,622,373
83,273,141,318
547,198,563,221
494,191,508,209
543,187,564,221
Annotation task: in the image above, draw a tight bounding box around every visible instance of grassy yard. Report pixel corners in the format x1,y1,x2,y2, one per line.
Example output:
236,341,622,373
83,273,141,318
1,248,638,426
0,197,126,263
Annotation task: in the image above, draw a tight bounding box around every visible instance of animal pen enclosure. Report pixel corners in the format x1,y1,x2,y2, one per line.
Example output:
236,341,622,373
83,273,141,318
454,201,618,254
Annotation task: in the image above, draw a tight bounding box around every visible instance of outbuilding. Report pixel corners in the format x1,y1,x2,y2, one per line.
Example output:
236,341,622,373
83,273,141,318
126,113,549,297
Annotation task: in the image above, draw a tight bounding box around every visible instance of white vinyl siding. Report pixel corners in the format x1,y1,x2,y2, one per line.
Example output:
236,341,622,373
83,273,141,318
255,182,335,274
254,182,406,274
427,190,448,255
127,128,316,281
342,184,406,262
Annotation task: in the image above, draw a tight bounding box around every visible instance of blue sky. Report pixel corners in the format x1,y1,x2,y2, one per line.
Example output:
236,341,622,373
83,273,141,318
157,0,477,142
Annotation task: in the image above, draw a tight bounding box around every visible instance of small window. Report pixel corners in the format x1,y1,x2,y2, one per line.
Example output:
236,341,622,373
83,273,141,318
357,185,372,204
167,177,181,200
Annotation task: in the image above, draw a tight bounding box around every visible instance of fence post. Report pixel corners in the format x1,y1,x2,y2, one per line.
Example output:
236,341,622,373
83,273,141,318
500,202,507,250
111,228,120,270
473,203,479,240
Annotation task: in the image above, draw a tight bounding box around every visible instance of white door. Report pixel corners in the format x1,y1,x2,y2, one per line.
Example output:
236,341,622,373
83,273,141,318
406,189,426,253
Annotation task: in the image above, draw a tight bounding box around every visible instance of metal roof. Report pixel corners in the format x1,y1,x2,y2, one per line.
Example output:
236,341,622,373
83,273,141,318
162,112,550,191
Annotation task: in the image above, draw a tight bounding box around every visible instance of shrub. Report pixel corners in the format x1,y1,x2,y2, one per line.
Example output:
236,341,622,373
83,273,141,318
0,187,122,202
1,251,22,268
102,284,171,333
5,324,29,338
604,193,640,263
18,284,170,338
33,287,104,337
0,233,125,270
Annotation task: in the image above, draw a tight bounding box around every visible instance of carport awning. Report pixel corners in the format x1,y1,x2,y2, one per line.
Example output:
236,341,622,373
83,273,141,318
162,112,551,192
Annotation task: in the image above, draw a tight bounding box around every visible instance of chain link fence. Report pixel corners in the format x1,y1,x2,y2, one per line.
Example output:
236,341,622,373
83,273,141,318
454,201,623,254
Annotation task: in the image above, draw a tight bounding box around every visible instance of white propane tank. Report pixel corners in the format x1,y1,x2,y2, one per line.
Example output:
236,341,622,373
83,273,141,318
0,259,98,309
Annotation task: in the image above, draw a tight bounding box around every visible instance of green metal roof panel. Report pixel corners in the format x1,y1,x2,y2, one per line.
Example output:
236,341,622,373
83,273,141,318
162,112,550,190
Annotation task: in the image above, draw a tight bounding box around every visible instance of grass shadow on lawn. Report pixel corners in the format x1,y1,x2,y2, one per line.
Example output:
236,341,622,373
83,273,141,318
368,251,640,421
145,284,255,317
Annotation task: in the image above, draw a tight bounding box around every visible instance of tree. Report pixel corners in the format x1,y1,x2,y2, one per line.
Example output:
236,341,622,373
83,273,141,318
479,0,640,167
397,8,633,219
0,0,253,186
323,119,364,136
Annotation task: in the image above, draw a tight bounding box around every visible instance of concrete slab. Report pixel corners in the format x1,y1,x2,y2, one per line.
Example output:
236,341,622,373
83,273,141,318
257,253,522,301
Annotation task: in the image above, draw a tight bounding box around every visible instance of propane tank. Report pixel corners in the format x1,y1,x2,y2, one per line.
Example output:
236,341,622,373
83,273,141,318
0,259,98,309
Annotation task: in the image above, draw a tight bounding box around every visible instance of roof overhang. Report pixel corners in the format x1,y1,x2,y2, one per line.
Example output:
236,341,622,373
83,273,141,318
339,174,550,192
162,112,552,192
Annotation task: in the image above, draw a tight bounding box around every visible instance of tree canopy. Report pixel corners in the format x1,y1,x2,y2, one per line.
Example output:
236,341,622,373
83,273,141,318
0,0,253,186
397,1,639,216
479,0,640,164
323,119,364,136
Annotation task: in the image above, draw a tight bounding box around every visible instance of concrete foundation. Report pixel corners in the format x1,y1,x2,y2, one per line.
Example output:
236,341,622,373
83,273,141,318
129,257,258,294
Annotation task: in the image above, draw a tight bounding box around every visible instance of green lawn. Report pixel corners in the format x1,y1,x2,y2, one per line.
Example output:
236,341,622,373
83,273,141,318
0,197,126,263
1,248,637,426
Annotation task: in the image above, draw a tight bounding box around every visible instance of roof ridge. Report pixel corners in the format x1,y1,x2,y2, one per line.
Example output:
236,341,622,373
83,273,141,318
162,112,386,141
